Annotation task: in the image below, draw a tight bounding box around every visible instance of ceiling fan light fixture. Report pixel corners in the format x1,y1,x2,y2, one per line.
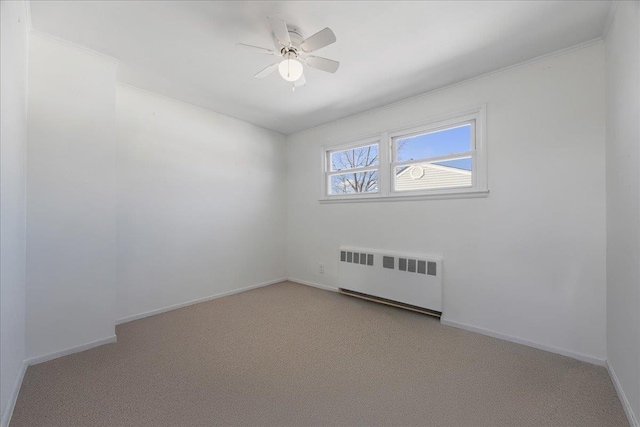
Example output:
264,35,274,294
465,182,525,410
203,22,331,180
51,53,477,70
278,57,303,82
239,18,338,88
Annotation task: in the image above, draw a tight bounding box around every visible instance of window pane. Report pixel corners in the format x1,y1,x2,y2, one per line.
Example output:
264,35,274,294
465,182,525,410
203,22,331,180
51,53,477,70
433,158,472,171
330,144,378,172
330,171,379,195
396,124,472,162
394,159,472,192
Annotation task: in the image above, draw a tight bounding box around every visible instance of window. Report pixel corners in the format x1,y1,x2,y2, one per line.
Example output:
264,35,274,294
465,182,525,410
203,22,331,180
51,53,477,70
321,106,487,201
326,141,380,196
392,122,474,192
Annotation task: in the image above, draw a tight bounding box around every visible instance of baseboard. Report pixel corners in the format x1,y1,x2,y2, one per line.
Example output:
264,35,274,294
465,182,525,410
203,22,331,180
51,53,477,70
116,278,288,325
285,281,605,367
607,359,639,427
440,318,606,367
1,360,28,427
25,335,117,366
286,278,338,292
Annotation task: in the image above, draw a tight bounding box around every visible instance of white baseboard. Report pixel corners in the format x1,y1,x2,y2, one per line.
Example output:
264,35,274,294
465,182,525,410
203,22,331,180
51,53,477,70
3,335,118,426
1,360,28,427
607,359,639,427
116,278,288,325
440,318,606,367
287,278,338,292
286,280,606,368
25,335,117,366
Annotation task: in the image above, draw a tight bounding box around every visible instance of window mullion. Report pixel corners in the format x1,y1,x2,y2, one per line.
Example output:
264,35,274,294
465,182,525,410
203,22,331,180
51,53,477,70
379,131,390,197
392,151,475,168
327,165,379,176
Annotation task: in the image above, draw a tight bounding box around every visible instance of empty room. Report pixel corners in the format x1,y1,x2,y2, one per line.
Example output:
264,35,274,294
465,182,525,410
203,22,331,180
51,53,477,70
1,0,639,426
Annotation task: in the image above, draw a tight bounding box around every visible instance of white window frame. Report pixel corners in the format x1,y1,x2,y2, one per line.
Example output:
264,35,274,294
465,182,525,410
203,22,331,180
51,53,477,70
323,137,381,200
320,105,488,203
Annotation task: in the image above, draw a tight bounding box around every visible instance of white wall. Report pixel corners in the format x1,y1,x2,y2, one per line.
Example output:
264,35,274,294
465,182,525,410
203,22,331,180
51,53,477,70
605,0,640,423
287,44,607,363
0,1,29,425
116,85,287,321
26,34,118,359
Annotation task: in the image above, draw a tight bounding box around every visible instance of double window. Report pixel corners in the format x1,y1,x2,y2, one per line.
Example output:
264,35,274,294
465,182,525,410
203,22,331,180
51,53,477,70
322,106,487,201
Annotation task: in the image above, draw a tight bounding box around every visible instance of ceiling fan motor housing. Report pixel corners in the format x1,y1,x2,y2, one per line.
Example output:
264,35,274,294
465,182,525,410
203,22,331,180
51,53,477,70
285,26,305,50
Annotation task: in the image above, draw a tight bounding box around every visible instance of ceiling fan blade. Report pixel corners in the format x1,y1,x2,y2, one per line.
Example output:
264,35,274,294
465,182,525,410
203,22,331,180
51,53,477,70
294,74,306,87
305,56,340,73
301,28,336,53
268,16,291,47
254,63,279,78
236,43,277,55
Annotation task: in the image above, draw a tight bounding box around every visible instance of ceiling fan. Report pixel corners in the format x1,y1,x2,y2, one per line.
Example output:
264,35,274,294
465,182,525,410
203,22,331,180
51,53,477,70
237,17,339,90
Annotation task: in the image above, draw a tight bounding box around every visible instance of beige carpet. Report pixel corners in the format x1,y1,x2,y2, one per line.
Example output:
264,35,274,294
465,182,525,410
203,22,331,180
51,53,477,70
11,281,627,427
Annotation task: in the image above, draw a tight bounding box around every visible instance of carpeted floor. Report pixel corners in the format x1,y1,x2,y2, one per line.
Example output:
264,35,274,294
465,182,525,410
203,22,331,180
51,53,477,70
11,281,627,427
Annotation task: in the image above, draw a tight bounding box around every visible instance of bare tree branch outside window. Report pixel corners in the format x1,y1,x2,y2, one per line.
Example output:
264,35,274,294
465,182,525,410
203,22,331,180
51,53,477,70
330,145,378,194
329,142,409,195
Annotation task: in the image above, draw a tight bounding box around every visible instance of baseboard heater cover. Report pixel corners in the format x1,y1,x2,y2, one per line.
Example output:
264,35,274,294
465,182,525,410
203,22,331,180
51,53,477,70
339,288,442,318
338,246,443,315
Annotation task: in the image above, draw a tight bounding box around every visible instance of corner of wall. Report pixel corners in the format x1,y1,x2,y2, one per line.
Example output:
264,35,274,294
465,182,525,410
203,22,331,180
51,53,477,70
607,360,640,427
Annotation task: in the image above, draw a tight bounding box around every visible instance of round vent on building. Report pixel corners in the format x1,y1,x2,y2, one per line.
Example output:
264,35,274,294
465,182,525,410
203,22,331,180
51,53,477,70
410,166,424,180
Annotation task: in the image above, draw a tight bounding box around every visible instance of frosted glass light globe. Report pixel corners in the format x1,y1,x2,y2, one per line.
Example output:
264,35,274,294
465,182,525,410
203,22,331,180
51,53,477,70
278,58,303,82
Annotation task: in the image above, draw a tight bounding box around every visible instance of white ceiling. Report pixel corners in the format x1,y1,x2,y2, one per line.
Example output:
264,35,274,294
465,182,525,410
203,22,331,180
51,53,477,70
30,1,612,135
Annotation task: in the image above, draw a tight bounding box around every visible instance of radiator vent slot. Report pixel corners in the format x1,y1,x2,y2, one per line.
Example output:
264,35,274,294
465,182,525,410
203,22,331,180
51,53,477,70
382,256,395,269
417,260,426,274
428,261,437,276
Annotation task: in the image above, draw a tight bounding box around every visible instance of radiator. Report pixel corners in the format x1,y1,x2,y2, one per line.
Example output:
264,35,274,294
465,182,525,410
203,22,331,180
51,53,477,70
337,247,443,317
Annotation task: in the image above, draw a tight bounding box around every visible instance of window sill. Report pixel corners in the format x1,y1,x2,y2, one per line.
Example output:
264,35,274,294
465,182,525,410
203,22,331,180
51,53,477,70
319,190,489,204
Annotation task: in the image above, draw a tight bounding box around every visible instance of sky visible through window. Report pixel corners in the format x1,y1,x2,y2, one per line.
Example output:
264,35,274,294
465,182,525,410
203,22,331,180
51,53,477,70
397,124,472,170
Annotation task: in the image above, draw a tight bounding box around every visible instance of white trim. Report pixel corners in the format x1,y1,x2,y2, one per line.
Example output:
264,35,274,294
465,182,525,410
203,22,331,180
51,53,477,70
602,1,620,40
327,165,378,177
28,29,120,64
322,137,381,199
393,151,474,169
1,360,28,427
326,138,380,156
291,37,603,138
4,336,118,424
607,360,639,427
26,335,117,366
116,278,288,325
320,105,487,202
320,189,489,204
440,318,606,366
388,115,477,140
287,278,339,292
287,281,606,367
